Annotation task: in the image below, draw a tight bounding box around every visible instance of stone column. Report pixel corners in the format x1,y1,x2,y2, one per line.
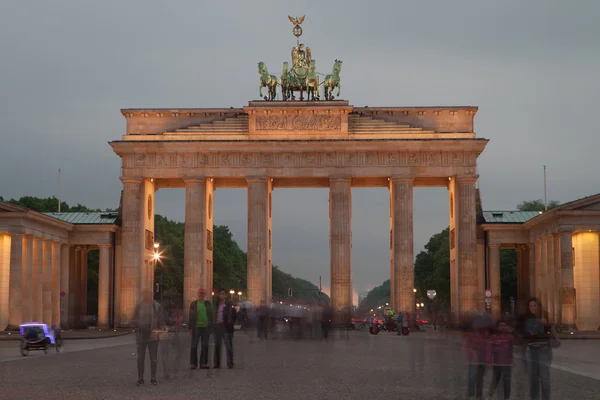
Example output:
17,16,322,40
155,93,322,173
536,239,543,300
98,245,111,328
389,176,414,314
21,235,33,323
113,231,122,326
69,247,80,327
329,177,352,319
455,176,478,314
183,178,210,320
8,234,24,328
247,177,271,307
488,244,501,320
545,236,555,321
31,237,43,322
541,237,548,312
50,242,61,327
42,240,53,324
552,233,562,326
559,232,575,328
80,248,88,320
0,234,11,330
528,242,536,298
517,245,530,314
119,177,143,327
60,244,70,328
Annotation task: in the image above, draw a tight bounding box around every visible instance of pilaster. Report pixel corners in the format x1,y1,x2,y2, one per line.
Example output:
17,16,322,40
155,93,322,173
545,236,555,321
79,247,88,321
552,234,561,327
247,177,271,306
389,176,414,315
329,176,352,321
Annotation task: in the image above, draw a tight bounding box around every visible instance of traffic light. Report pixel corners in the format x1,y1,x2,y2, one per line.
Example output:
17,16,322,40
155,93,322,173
288,288,293,297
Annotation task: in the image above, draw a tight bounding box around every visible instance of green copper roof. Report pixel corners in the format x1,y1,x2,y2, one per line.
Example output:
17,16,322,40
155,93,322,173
481,211,541,224
44,212,118,225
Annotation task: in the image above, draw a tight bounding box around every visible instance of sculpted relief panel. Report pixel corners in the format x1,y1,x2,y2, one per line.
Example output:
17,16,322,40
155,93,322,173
255,115,341,131
124,151,475,169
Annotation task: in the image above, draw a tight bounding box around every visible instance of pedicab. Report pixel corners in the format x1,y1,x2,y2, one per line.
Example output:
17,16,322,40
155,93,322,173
19,323,64,356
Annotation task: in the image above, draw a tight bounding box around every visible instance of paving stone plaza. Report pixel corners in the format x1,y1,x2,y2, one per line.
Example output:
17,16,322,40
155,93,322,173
1,331,598,399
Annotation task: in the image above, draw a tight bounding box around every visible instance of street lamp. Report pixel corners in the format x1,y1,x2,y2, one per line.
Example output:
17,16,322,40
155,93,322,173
153,243,162,304
413,288,417,293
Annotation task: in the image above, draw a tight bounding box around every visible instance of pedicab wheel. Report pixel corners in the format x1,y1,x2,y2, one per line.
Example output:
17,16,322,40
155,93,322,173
401,327,409,336
369,326,379,335
20,341,29,357
357,324,366,331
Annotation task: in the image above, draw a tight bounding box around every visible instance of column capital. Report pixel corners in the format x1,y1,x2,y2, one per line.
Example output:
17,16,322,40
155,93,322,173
389,175,415,184
120,177,143,184
246,176,269,183
183,177,208,185
97,244,112,249
455,174,479,183
488,243,501,249
329,175,351,182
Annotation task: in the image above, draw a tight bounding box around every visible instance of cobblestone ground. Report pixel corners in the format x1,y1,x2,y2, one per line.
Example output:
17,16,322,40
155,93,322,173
0,330,598,400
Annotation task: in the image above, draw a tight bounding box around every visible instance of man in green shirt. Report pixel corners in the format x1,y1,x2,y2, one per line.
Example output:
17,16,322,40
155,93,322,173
188,288,213,369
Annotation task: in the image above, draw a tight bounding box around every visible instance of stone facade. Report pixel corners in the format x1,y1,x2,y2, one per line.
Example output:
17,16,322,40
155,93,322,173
0,203,117,330
111,100,488,324
481,194,600,330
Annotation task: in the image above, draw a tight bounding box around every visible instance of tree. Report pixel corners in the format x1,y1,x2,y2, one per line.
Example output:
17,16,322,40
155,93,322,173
517,199,560,211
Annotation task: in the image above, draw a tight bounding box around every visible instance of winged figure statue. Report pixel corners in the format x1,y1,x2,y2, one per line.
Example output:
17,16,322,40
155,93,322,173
288,15,305,25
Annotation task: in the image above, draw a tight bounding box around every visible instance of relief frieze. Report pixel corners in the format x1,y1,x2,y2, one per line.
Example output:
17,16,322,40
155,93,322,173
124,150,475,169
255,114,341,131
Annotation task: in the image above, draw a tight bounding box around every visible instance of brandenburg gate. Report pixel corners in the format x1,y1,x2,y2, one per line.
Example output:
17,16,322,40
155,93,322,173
109,17,488,326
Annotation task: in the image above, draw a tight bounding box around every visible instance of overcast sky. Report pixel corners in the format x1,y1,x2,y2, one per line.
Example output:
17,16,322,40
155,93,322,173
1,0,598,299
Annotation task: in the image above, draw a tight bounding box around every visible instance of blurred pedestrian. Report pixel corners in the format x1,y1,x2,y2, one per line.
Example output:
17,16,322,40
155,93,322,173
214,288,237,368
134,289,165,386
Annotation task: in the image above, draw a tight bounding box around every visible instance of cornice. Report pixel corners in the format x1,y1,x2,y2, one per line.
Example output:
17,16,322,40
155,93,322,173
1,212,73,231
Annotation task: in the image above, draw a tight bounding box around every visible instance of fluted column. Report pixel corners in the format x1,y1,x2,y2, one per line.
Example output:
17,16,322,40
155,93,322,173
552,234,562,326
50,242,61,327
183,178,210,321
559,231,575,327
60,244,69,327
0,234,11,330
329,177,352,318
389,176,414,314
455,176,478,314
8,234,25,328
119,177,143,327
540,238,548,311
528,242,536,298
545,236,555,321
80,248,88,320
42,239,52,324
247,177,271,306
488,244,501,320
31,237,43,322
98,245,111,327
69,247,80,327
517,245,530,314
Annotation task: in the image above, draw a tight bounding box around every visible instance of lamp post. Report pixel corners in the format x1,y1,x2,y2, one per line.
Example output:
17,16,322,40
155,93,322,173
153,243,161,304
237,291,242,302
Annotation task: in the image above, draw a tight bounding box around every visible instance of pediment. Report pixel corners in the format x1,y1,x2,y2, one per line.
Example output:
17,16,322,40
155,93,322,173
557,194,600,212
0,201,27,213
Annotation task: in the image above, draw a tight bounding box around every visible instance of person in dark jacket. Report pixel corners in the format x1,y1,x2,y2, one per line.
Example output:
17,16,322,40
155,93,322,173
517,297,554,400
188,288,213,369
214,288,237,368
